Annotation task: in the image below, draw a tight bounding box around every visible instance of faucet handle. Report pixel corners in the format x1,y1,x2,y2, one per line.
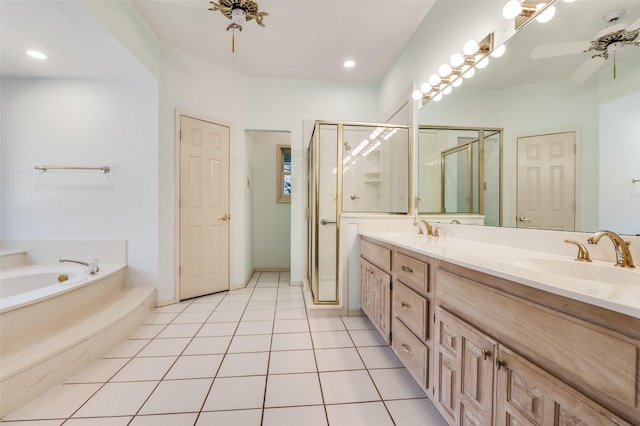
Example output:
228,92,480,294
564,240,592,262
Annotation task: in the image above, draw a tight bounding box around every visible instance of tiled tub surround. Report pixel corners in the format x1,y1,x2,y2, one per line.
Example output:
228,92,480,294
0,242,156,417
359,228,640,425
1,272,447,425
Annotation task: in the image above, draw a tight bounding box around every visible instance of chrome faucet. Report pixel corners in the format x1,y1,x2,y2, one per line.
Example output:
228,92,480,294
413,219,438,237
586,231,635,268
59,258,100,275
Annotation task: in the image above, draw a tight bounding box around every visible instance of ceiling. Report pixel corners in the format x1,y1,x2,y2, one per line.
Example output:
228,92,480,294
0,0,436,83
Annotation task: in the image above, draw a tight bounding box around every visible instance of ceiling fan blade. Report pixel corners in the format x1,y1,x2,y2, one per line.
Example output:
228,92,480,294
531,41,592,59
625,16,640,32
567,56,606,84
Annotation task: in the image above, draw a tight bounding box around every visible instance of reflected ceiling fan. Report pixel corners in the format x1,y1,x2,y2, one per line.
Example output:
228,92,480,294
531,9,640,83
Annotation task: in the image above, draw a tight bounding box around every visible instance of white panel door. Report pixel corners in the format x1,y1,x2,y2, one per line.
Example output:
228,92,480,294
180,115,230,300
516,131,575,230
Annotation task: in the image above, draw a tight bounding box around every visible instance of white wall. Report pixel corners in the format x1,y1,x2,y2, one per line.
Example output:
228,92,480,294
0,78,159,287
243,78,380,284
247,130,291,269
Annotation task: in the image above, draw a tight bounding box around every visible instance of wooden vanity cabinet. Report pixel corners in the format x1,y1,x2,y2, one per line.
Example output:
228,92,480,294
360,237,392,343
391,248,434,393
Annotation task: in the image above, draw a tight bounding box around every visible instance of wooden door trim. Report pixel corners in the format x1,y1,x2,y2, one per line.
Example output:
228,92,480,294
174,109,232,303
510,127,581,229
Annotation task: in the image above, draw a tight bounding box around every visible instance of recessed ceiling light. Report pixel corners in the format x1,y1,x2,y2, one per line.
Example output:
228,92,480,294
343,60,356,68
26,50,48,60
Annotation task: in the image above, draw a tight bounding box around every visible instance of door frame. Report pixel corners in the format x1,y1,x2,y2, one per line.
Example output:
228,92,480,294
174,109,232,302
510,127,582,230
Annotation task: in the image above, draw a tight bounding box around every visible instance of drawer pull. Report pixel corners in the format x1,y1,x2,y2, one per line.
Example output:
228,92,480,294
401,302,413,312
401,344,414,356
496,357,506,370
401,265,414,273
481,349,490,360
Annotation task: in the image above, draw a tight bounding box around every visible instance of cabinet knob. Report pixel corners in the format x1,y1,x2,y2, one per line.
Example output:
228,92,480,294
401,344,414,356
496,357,506,370
481,349,490,360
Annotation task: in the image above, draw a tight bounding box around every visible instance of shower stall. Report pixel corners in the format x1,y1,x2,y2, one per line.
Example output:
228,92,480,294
306,121,410,305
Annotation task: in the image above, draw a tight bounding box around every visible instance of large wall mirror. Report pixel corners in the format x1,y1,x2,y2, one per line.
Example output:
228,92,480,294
418,0,640,235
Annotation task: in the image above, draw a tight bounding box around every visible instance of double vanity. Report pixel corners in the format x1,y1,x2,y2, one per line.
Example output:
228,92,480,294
359,225,639,425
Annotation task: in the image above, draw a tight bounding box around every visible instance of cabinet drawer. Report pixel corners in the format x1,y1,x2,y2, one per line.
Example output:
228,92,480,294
361,239,391,271
394,252,430,293
392,318,428,389
393,281,428,340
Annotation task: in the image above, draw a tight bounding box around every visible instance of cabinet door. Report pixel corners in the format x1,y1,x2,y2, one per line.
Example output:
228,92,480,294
495,345,634,426
434,307,497,426
360,258,391,343
360,259,372,318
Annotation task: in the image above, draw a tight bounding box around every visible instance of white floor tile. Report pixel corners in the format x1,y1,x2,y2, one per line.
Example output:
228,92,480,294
217,352,269,377
235,320,273,335
3,383,101,421
138,378,212,415
263,405,327,426
213,302,248,312
224,293,251,302
249,293,277,302
196,321,237,337
241,309,275,321
369,368,427,400
309,317,347,332
73,382,157,417
0,421,63,426
196,409,262,425
348,329,387,347
110,356,176,382
164,354,223,380
325,401,394,426
206,311,243,322
276,300,306,310
386,398,449,426
155,323,201,339
341,316,376,330
357,346,404,369
192,294,225,303
273,318,309,333
271,332,313,351
183,336,232,355
183,302,219,312
276,292,304,301
315,347,365,371
268,349,317,374
128,324,164,339
202,376,266,411
172,311,211,324
152,303,190,313
227,334,271,353
311,331,354,349
274,309,307,320
63,416,132,425
319,370,380,404
264,373,323,407
246,300,277,311
103,339,149,358
136,337,190,356
130,413,199,426
65,358,128,383
143,312,178,325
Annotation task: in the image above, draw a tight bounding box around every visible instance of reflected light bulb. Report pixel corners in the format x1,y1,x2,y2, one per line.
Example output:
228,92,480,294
463,67,476,79
490,44,506,58
463,40,479,55
412,89,423,101
442,86,453,95
433,93,443,102
428,73,441,86
476,56,489,69
536,4,555,23
450,53,464,67
503,0,523,19
451,77,463,88
420,82,432,93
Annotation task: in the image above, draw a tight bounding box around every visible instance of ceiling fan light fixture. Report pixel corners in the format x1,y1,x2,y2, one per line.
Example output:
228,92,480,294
231,7,246,25
503,0,523,20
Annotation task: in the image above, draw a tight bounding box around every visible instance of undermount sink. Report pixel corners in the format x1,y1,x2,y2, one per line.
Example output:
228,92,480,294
519,257,640,286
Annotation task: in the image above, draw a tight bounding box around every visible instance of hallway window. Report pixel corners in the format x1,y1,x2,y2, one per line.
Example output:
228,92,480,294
277,145,291,202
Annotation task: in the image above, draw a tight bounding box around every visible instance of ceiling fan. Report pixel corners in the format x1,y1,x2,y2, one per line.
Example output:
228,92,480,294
531,9,640,83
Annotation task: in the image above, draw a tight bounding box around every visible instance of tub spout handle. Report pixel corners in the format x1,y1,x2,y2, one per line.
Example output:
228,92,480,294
59,258,100,275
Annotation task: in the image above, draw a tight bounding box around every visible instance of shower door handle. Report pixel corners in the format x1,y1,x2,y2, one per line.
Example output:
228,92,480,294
320,219,336,225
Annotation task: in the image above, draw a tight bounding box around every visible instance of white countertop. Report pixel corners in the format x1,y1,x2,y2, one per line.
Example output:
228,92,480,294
361,231,640,319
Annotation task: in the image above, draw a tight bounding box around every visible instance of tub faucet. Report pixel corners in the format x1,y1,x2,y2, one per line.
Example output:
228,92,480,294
586,231,635,268
413,220,438,237
59,258,100,275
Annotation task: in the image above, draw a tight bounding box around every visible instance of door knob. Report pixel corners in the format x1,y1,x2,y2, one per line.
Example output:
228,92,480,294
518,216,531,222
350,194,360,200
220,214,230,221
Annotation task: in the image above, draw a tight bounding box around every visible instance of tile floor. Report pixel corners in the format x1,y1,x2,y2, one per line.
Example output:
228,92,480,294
2,272,447,425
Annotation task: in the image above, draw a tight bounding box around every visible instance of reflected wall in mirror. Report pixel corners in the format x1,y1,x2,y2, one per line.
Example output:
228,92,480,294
418,126,502,226
418,0,640,235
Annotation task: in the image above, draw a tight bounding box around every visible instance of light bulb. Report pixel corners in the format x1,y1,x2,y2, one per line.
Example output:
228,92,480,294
450,53,464,67
438,64,452,77
412,90,423,101
476,56,489,69
502,0,523,19
463,67,476,79
463,40,479,56
442,86,453,95
451,77,463,88
535,3,555,23
428,73,441,86
420,82,432,93
231,7,246,25
490,44,506,58
433,93,443,102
